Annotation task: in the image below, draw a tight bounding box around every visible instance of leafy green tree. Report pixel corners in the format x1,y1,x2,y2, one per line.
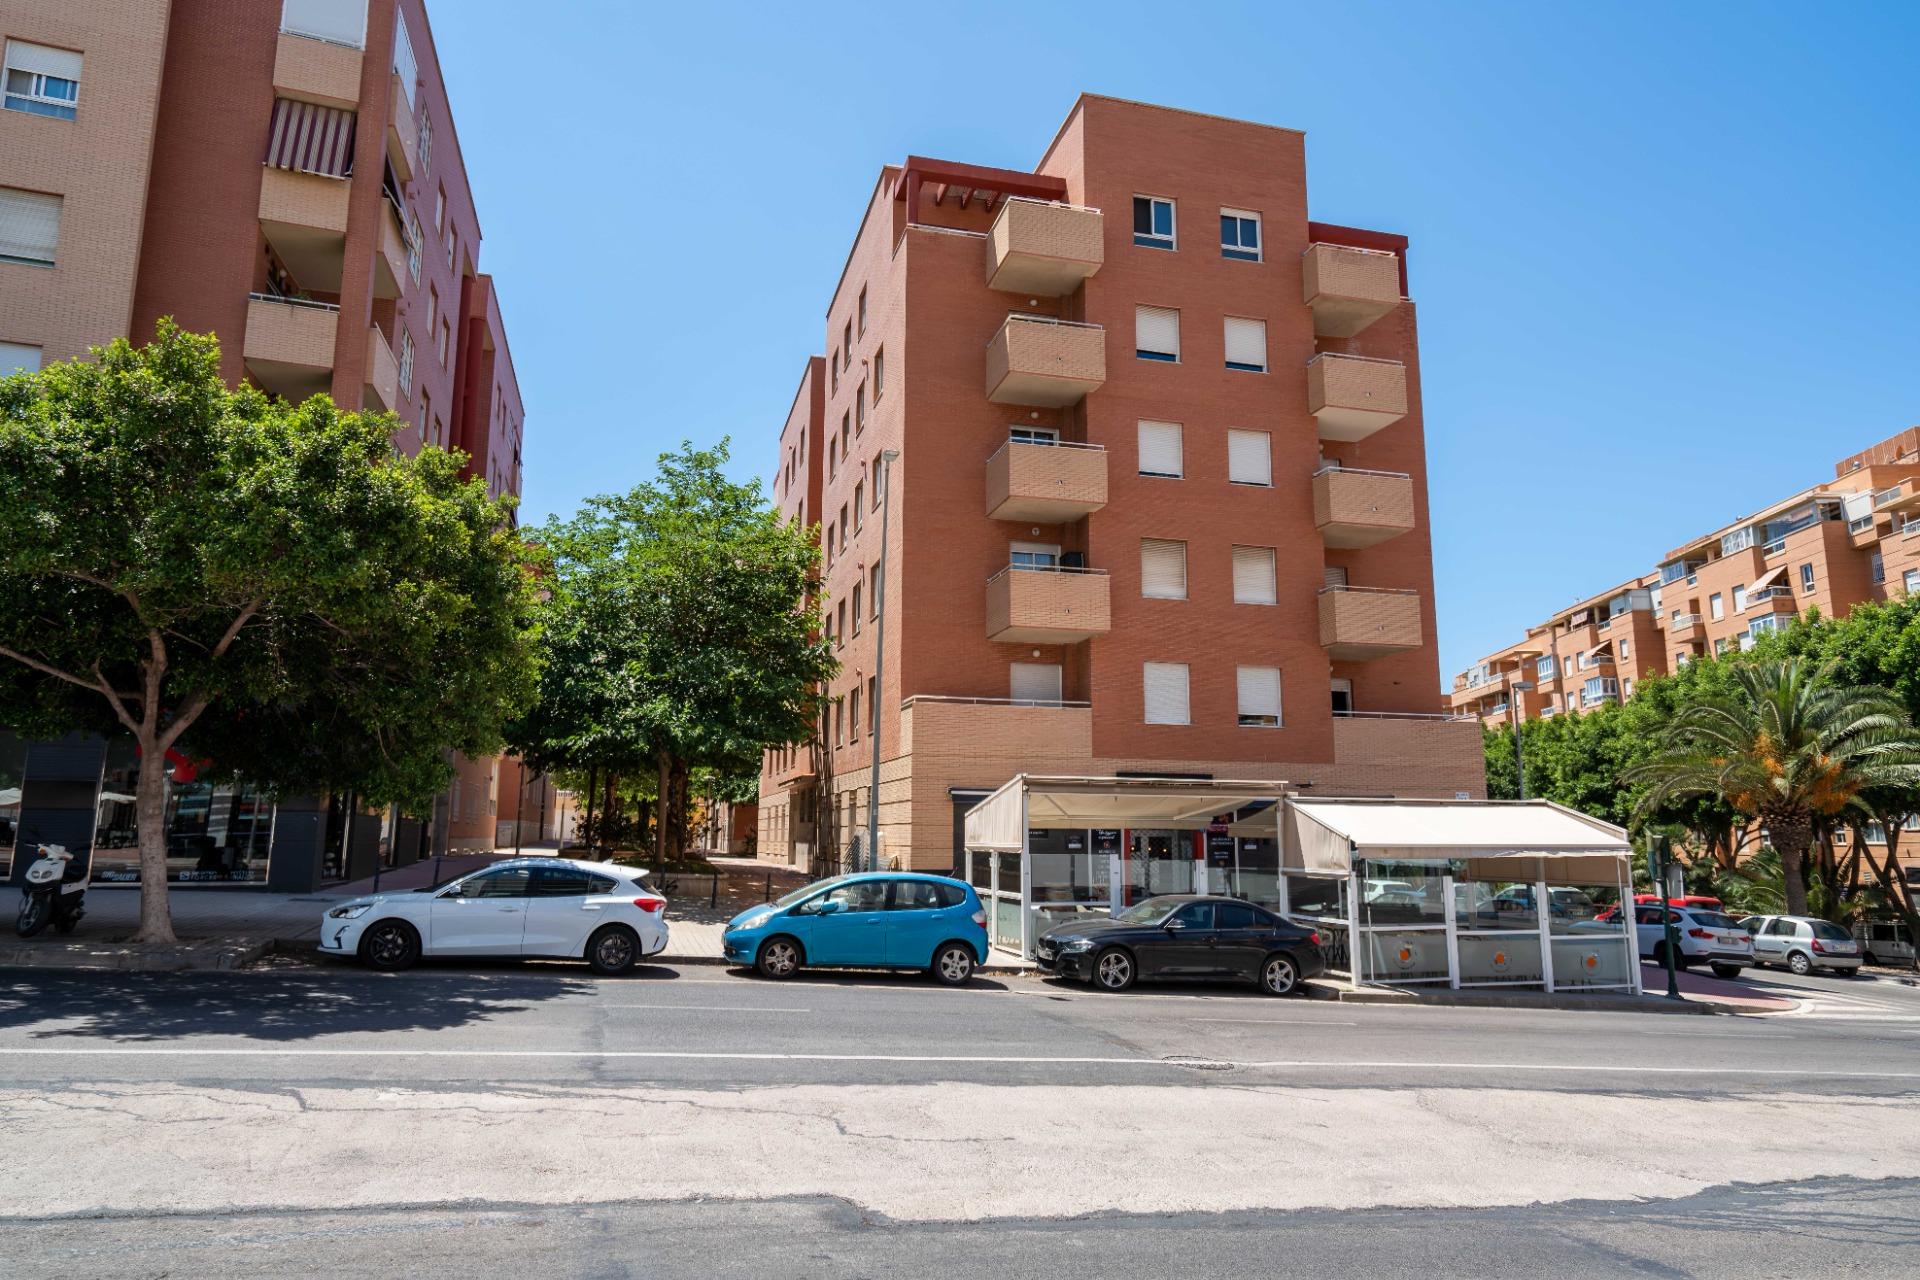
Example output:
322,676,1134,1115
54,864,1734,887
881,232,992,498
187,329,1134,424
1626,659,1920,916
0,324,538,942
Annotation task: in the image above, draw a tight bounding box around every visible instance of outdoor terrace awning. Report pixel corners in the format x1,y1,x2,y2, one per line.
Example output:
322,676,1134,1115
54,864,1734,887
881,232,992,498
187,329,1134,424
963,775,1289,853
1284,797,1631,883
1747,565,1787,593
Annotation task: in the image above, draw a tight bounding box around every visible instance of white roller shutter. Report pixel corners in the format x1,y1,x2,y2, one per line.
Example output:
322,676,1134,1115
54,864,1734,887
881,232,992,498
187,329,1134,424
1237,666,1282,726
1232,546,1276,604
1137,420,1183,478
0,188,61,265
1143,662,1190,725
1227,429,1271,486
1135,305,1180,360
1323,565,1348,589
1224,317,1267,371
5,40,83,80
0,341,41,374
1140,539,1187,600
1009,663,1063,704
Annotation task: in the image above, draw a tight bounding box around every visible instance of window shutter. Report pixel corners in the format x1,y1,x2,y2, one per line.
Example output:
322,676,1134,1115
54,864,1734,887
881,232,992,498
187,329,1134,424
266,99,358,177
1232,546,1277,604
1227,430,1271,486
280,0,368,46
1224,317,1267,370
1323,565,1348,589
1135,306,1179,359
1009,663,1063,704
0,188,61,265
1143,663,1190,725
1140,539,1187,600
1237,666,1282,723
5,40,83,80
1137,420,1183,477
391,10,418,106
0,342,41,375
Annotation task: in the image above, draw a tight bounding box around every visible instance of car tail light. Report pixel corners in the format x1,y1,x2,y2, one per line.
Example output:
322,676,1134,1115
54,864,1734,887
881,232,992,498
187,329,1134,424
1308,931,1321,947
1811,938,1825,954
634,897,666,914
1739,935,1752,944
971,910,987,927
1687,928,1713,940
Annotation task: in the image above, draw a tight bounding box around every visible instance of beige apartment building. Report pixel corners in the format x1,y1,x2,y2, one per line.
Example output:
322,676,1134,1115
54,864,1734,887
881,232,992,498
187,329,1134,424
758,96,1485,881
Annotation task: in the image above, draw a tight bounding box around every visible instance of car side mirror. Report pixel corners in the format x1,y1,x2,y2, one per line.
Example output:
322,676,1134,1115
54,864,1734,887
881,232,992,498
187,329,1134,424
1163,919,1185,931
816,899,844,916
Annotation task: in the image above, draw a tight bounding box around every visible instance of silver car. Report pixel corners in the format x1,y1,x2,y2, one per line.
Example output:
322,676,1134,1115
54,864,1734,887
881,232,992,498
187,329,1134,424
1740,914,1863,976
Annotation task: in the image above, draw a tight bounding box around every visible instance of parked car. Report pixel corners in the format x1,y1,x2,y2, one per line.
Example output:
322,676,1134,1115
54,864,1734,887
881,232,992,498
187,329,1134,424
317,857,668,975
723,872,988,984
1598,892,1726,923
1035,895,1325,996
1635,905,1754,978
1740,914,1864,975
1856,918,1917,968
1492,885,1598,920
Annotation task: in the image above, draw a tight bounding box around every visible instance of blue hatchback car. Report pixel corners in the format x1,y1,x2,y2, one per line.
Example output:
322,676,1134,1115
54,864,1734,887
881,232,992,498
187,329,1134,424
723,873,989,985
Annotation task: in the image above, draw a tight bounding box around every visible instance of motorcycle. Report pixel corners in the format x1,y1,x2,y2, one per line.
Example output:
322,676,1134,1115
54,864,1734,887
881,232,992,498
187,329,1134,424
16,844,86,938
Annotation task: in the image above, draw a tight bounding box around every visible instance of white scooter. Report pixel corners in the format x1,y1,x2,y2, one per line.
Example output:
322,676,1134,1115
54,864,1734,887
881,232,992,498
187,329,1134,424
16,844,86,938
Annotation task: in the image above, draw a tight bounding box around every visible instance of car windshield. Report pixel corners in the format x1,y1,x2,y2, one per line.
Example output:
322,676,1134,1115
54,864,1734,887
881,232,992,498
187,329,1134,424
1808,920,1852,942
1113,897,1180,925
1688,912,1739,929
776,876,845,909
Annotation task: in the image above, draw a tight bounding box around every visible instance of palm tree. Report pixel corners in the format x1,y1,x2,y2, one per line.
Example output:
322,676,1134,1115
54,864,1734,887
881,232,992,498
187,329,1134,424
1627,659,1920,917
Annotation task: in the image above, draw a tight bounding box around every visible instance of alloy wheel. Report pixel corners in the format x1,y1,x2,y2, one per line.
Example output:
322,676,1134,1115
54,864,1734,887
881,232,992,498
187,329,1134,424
1789,951,1811,976
1097,951,1132,990
366,923,410,966
596,931,634,970
1263,956,1297,996
937,947,973,983
762,940,799,977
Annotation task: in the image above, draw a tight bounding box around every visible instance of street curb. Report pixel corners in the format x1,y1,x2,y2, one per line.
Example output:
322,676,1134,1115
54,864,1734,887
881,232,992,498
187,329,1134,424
1331,987,1745,1015
0,937,268,973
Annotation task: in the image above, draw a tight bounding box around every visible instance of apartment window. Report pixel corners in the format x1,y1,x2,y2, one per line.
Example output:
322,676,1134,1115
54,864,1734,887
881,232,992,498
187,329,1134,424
869,563,881,617
1906,569,1920,597
1871,552,1885,584
1010,663,1063,705
867,676,878,732
391,9,418,108
1325,565,1348,589
836,600,846,647
1132,195,1176,250
1223,317,1268,373
825,523,835,566
437,316,450,368
871,454,884,509
873,347,884,400
1330,677,1353,715
0,187,61,266
1140,539,1188,600
849,686,861,742
1619,640,1630,661
3,41,81,120
397,327,415,395
1227,429,1272,486
838,504,849,550
1237,666,1282,727
830,358,838,396
418,105,433,178
843,321,852,369
1733,584,1750,613
1010,541,1060,569
1010,425,1058,445
1220,208,1261,262
1709,593,1724,621
404,206,422,282
1143,662,1191,724
281,0,369,47
855,383,866,433
1714,638,1729,656
839,412,850,461
432,412,445,449
853,482,864,528
418,389,432,440
857,287,868,336
851,583,862,632
834,699,844,747
1135,306,1180,362
434,187,445,235
1536,655,1554,678
1137,420,1183,478
1562,656,1573,679
1232,546,1277,605
0,341,42,375
1800,563,1816,594
426,286,439,335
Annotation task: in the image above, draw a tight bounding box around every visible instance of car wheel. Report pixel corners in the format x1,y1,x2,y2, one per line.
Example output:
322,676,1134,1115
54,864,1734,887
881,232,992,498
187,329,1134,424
1710,962,1743,980
358,919,420,972
756,935,803,979
1863,950,1878,966
1260,953,1300,996
1651,942,1669,967
930,943,975,986
1788,950,1812,976
1673,953,1695,970
1093,947,1135,992
586,924,640,976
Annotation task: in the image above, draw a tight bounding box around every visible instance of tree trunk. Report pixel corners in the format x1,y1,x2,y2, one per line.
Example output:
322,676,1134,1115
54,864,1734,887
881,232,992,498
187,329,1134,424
654,751,670,874
1770,810,1813,917
582,765,597,854
133,737,176,944
668,757,690,864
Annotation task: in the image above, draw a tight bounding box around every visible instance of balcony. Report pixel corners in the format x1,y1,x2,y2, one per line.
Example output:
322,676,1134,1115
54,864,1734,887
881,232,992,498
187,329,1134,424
984,198,1103,295
985,565,1111,644
1318,585,1423,661
1667,613,1703,641
1312,466,1415,548
243,293,337,403
373,204,410,300
985,314,1106,407
1745,586,1797,613
1301,243,1401,337
272,31,363,110
1307,353,1408,443
258,167,350,294
386,74,418,182
364,325,401,413
1876,481,1920,514
985,440,1107,524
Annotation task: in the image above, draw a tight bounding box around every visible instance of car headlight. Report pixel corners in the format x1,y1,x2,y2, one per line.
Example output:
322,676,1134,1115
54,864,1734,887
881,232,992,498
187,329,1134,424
731,911,774,933
1061,937,1097,953
328,903,373,920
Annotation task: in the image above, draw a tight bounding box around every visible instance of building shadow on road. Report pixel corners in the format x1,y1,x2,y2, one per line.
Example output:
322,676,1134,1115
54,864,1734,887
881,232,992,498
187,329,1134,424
0,966,599,1043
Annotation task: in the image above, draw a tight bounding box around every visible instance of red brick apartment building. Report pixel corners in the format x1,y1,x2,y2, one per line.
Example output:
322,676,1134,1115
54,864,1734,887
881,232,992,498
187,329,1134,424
759,95,1484,874
0,0,547,889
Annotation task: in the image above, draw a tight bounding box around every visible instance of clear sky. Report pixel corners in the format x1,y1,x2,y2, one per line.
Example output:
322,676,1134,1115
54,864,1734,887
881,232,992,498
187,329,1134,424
431,0,1918,685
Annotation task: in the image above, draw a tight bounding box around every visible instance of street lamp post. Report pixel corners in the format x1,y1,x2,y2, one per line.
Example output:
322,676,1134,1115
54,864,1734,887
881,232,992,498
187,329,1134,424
1653,834,1683,999
864,449,900,874
1507,679,1535,800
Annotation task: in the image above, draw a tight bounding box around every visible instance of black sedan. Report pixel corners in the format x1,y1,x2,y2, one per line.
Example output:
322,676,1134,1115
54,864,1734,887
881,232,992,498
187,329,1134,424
1035,895,1325,996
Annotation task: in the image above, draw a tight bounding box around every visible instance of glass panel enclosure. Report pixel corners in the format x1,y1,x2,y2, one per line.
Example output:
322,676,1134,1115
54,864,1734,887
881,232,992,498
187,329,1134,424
1123,829,1193,905
1548,881,1633,989
0,732,24,875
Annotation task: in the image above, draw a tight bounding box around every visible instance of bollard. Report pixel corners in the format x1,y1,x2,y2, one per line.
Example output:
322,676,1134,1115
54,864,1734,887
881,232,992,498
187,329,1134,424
764,871,771,904
709,874,718,909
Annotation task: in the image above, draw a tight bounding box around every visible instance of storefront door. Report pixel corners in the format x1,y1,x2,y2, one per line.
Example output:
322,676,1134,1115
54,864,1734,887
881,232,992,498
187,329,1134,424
1122,830,1196,907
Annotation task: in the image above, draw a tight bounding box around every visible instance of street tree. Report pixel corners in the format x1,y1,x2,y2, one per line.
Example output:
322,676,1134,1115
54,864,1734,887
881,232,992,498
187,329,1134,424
0,324,539,942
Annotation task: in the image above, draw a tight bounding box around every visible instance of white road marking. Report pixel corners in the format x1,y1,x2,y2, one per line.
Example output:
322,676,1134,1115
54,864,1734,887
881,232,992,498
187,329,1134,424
601,1004,810,1014
1193,1018,1359,1027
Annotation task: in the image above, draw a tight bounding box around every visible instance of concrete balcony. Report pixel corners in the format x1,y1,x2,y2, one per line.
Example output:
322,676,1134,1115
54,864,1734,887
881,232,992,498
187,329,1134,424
985,566,1111,644
1302,243,1401,337
386,74,418,182
1312,466,1415,549
1667,613,1704,642
1318,586,1423,661
243,293,338,403
272,31,363,110
985,314,1106,407
1308,353,1408,443
985,441,1107,524
364,325,401,413
258,167,350,295
373,204,410,300
984,198,1103,295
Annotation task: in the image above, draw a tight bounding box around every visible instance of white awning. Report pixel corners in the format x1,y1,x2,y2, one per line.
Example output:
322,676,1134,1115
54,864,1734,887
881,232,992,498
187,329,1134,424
1747,565,1787,593
1285,797,1631,883
963,775,1289,853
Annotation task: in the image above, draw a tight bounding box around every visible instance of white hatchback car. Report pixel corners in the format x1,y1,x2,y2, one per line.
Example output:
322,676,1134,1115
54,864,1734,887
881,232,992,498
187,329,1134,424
317,857,669,975
1635,904,1755,979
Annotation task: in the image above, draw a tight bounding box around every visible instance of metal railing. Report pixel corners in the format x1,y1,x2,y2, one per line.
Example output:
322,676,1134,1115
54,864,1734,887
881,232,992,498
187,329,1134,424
987,311,1106,346
984,438,1106,465
1668,613,1702,629
1746,586,1793,607
248,291,339,312
1306,351,1406,369
1335,710,1477,723
902,695,1092,710
985,563,1108,585
1317,584,1418,596
1312,463,1411,480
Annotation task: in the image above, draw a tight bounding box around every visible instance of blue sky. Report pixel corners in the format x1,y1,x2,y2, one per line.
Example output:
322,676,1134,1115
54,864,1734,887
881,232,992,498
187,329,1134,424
432,0,1918,683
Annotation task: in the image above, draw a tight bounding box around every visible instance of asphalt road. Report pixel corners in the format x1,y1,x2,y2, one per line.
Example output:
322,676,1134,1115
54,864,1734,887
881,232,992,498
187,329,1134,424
1,959,1917,1276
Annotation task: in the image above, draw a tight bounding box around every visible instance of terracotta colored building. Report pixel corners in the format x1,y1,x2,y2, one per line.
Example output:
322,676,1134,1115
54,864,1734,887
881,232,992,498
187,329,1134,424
0,0,527,888
758,96,1483,876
